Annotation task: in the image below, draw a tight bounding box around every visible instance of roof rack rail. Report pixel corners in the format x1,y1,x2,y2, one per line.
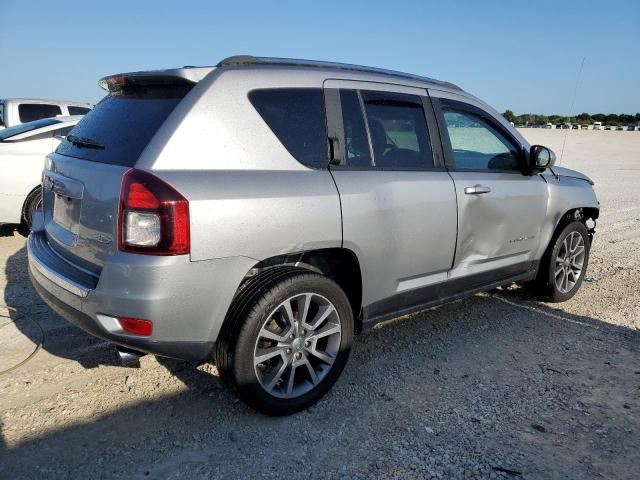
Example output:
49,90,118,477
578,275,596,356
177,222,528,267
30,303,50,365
217,55,462,91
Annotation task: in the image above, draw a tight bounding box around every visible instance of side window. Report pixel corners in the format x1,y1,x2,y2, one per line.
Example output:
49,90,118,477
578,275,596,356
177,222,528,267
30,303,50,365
68,106,91,115
339,90,372,167
441,107,521,171
249,88,327,169
18,104,62,123
361,91,433,170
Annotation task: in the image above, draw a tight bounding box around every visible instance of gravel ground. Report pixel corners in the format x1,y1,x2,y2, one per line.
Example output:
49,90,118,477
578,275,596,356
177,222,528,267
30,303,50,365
1,130,639,479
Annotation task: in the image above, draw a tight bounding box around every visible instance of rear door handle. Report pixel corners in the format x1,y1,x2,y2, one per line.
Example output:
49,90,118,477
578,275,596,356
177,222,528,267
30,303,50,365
464,184,491,195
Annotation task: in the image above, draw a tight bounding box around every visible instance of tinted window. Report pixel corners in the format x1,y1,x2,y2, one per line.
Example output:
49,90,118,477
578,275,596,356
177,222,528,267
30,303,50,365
249,89,327,169
0,117,61,141
56,85,190,166
339,90,371,167
19,104,62,123
361,91,433,169
68,106,91,115
442,109,521,171
0,102,4,126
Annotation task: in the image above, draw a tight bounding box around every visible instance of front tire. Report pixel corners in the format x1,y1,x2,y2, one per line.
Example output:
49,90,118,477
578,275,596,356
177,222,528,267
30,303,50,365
534,220,591,302
216,267,354,415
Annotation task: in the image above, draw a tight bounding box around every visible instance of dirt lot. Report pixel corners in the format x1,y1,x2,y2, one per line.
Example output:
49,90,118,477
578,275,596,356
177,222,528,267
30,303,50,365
1,130,639,479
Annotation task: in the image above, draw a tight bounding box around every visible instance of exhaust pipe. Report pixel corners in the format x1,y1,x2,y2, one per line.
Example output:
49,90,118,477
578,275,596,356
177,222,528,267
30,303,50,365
116,346,145,368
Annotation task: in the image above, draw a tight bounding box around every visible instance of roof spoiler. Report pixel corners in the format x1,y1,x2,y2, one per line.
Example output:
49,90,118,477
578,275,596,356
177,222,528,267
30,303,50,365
98,67,214,92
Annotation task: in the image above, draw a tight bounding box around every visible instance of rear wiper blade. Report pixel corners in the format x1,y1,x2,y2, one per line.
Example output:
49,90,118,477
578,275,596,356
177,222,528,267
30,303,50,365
67,134,105,149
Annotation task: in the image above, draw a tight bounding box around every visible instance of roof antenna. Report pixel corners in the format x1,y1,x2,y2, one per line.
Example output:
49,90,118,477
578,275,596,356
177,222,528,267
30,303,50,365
559,57,585,166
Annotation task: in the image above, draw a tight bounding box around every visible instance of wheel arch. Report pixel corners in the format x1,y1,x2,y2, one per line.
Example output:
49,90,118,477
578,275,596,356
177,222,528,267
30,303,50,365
21,185,42,223
243,248,364,333
553,206,598,241
535,205,597,268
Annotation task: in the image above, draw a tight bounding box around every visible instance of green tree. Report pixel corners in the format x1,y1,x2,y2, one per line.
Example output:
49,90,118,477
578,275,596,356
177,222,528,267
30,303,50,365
605,114,620,126
502,110,516,123
502,111,636,127
620,114,633,124
576,112,592,123
549,115,562,125
534,114,549,125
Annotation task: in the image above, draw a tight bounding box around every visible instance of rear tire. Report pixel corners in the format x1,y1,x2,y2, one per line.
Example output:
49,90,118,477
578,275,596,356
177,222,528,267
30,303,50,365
533,221,591,302
22,188,42,230
216,267,353,415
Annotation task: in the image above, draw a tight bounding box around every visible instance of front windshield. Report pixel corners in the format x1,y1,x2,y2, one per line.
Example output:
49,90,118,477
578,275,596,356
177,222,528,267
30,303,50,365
0,117,61,141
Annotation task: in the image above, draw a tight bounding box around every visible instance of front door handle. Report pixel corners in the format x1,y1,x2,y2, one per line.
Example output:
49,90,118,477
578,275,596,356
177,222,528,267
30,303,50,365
464,184,492,195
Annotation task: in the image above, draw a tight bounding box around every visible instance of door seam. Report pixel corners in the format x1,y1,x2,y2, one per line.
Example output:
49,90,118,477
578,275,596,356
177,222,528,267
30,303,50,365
328,168,344,248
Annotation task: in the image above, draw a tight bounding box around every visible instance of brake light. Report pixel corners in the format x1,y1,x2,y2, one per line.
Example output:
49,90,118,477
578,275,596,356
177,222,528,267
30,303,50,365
118,169,190,255
98,75,126,92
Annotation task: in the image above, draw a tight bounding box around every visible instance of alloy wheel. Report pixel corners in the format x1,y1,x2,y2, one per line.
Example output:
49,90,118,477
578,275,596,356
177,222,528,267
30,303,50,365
554,231,585,293
253,293,342,399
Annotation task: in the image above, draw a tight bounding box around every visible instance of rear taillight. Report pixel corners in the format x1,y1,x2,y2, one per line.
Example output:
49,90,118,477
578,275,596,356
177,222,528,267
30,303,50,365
118,169,190,255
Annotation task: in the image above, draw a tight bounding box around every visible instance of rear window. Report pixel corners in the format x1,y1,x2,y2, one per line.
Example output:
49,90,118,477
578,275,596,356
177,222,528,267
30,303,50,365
19,104,62,123
56,86,189,166
68,106,91,115
249,88,327,169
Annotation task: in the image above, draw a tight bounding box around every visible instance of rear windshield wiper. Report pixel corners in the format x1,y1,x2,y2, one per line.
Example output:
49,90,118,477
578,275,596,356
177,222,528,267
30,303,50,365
67,134,105,149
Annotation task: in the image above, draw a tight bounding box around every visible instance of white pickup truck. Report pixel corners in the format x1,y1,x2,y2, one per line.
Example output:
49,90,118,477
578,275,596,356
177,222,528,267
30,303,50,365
0,98,91,129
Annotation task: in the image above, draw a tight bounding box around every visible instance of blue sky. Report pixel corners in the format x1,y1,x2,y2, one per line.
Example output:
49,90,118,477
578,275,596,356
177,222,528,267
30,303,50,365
2,0,639,114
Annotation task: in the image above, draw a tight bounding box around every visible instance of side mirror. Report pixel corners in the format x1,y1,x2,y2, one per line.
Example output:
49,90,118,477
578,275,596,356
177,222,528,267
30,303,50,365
528,145,556,172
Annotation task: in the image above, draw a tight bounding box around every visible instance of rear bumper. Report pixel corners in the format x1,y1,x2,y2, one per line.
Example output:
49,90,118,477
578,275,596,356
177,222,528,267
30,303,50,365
29,269,214,360
27,230,255,361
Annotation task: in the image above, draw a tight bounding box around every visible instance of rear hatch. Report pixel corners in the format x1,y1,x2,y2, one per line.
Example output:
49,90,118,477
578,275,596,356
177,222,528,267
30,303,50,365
41,75,197,277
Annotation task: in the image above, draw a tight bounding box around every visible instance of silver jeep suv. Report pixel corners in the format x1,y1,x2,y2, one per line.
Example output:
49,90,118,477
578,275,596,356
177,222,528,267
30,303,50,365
28,56,599,415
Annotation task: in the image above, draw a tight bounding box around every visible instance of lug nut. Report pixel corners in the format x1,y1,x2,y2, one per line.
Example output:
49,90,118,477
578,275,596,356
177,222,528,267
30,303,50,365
305,340,311,347
295,352,302,360
289,334,294,340
301,329,306,335
286,348,292,355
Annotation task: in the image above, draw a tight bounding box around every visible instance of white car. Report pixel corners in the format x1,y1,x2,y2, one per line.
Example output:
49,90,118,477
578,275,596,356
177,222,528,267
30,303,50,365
0,98,91,129
593,121,604,130
0,116,82,228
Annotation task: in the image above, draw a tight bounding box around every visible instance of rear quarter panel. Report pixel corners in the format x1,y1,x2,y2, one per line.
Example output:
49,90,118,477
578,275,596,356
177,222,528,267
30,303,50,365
152,169,343,262
140,68,344,263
